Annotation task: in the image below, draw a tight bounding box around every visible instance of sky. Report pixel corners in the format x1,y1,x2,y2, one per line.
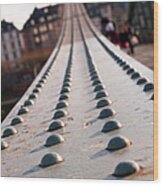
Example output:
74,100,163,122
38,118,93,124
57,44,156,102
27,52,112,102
0,3,56,30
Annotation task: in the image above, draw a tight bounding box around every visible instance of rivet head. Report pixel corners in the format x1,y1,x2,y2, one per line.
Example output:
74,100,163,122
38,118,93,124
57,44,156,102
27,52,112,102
95,91,108,99
119,61,126,67
131,72,140,79
45,134,64,147
127,68,135,75
106,136,131,151
18,107,29,115
39,79,47,84
102,120,122,133
113,160,140,177
64,78,72,83
92,79,101,86
94,84,105,92
98,108,115,119
24,99,34,106
48,120,65,131
33,88,41,93
91,75,98,81
60,87,71,94
123,64,130,70
1,140,9,150
2,127,17,138
63,82,71,87
59,93,69,101
137,78,147,85
36,83,44,88
11,116,24,125
143,83,154,92
29,93,38,99
56,101,68,109
96,99,112,108
39,152,63,168
53,110,67,119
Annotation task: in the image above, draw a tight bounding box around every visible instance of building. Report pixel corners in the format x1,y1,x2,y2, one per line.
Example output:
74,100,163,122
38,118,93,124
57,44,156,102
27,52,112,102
1,20,23,67
22,4,64,52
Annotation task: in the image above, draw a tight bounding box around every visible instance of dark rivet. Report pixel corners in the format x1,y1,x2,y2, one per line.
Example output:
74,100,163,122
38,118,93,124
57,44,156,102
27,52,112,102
64,78,72,83
39,152,63,168
1,140,9,150
29,93,38,99
59,93,69,101
143,83,154,92
11,116,24,125
63,82,71,87
60,87,71,94
150,94,154,100
2,127,17,138
18,107,29,115
24,99,34,106
56,101,68,109
90,71,97,76
98,108,115,119
48,120,65,131
127,68,135,75
96,99,112,108
136,78,147,85
45,134,64,147
106,136,131,151
131,72,140,79
36,83,44,88
113,160,140,177
95,91,108,99
102,120,122,133
39,79,47,84
123,64,130,70
92,79,101,86
53,110,67,119
33,88,41,93
94,84,105,92
91,75,99,81
119,61,126,67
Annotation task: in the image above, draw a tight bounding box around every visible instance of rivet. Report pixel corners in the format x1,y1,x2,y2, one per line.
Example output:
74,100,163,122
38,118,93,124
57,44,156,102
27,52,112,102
96,99,112,108
91,75,99,81
98,108,115,119
56,101,68,109
102,120,122,133
106,136,131,151
123,64,130,70
131,72,140,79
48,120,65,131
33,88,41,93
45,134,64,147
63,82,71,87
64,78,72,83
60,87,71,94
59,93,69,101
119,61,126,67
39,152,63,168
53,110,67,119
95,91,108,99
143,83,154,92
24,99,34,106
39,79,47,84
29,93,38,99
1,140,9,150
18,107,29,115
11,116,24,125
136,78,147,85
113,160,140,177
92,79,101,86
2,127,17,138
94,84,105,92
36,83,44,88
127,68,135,75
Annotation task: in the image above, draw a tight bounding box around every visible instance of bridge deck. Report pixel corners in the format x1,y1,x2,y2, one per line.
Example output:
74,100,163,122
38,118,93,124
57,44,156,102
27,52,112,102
1,4,154,180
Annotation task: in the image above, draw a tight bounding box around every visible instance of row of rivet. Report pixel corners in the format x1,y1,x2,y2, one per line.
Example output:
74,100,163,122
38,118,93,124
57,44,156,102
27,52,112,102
39,8,75,168
77,5,141,177
1,18,68,151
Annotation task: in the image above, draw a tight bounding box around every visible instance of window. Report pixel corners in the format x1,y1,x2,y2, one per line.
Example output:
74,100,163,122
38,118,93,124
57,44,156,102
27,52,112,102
40,17,45,23
33,28,38,34
31,20,35,26
48,23,53,30
5,53,8,61
39,25,47,33
47,15,53,21
35,37,40,43
44,8,48,13
41,34,48,42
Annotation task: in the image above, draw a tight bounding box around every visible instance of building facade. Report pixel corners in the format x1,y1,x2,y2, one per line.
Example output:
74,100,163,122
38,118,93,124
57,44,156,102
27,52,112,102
1,20,23,67
22,4,64,52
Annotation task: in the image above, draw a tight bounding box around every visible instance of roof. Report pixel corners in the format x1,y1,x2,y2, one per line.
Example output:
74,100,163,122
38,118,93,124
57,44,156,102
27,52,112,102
1,20,18,33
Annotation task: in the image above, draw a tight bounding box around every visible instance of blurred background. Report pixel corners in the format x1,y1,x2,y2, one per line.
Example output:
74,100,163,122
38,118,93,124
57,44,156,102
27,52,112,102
1,1,154,121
